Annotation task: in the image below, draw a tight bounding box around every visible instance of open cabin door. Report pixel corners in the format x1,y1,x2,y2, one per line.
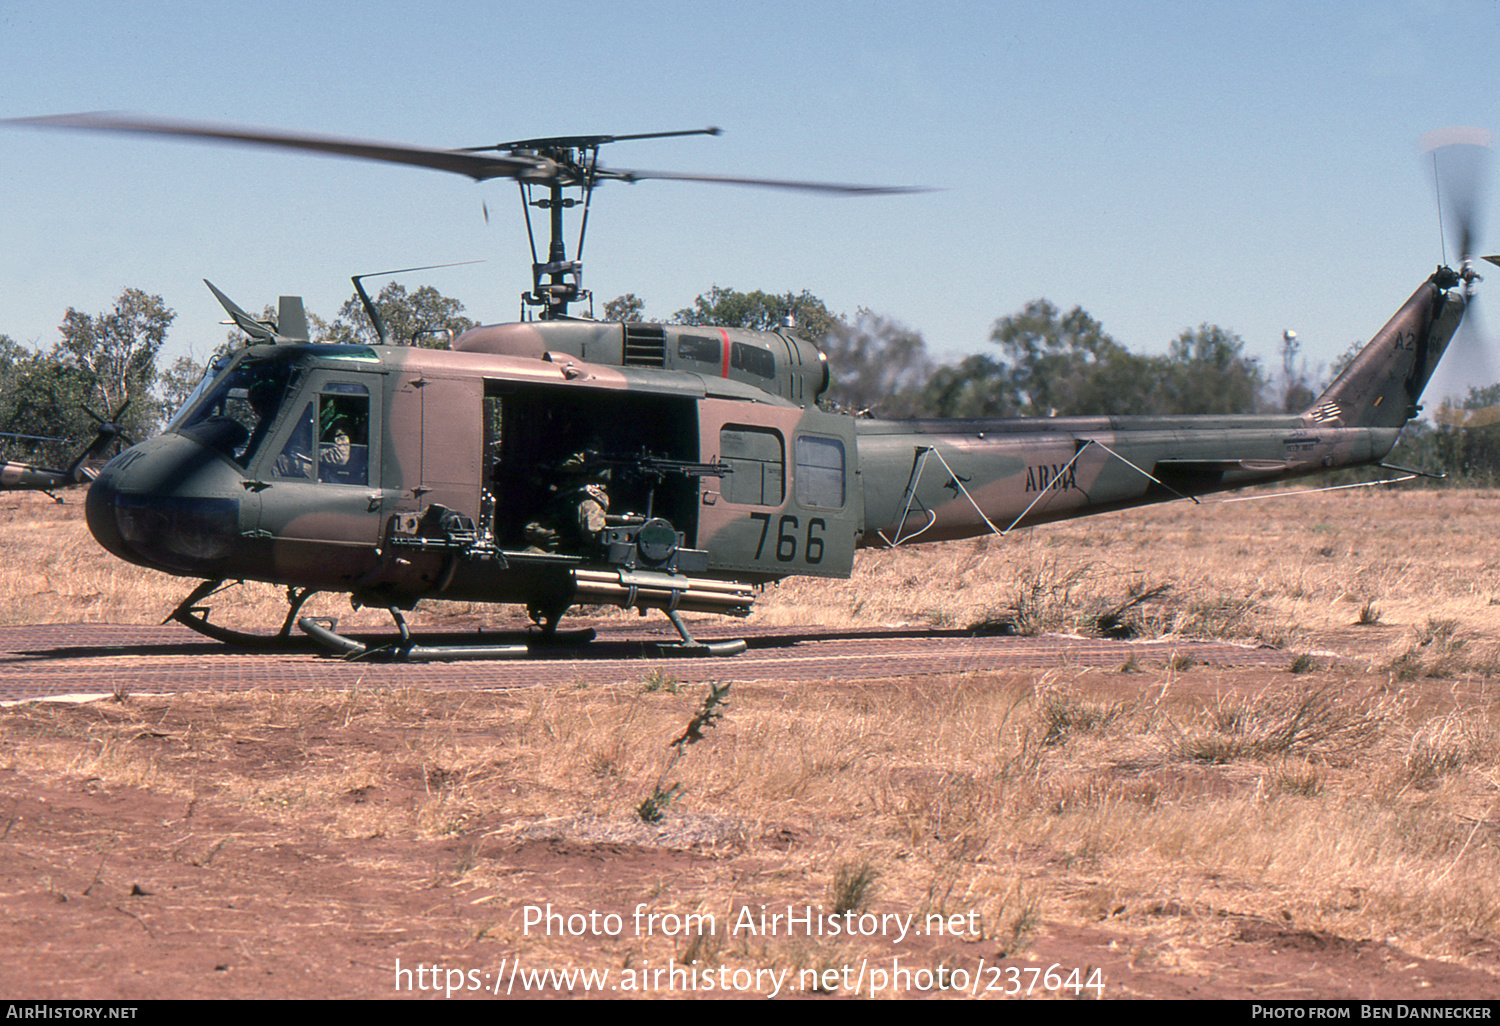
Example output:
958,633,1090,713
484,382,701,557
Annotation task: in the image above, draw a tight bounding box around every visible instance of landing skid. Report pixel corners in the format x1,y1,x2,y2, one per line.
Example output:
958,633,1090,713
168,578,746,660
299,610,534,661
657,609,748,657
168,579,318,649
298,607,747,660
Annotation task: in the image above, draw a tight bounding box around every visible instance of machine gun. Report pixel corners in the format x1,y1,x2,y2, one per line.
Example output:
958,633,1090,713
577,449,732,484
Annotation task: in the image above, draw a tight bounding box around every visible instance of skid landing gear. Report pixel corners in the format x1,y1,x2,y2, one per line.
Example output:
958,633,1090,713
168,579,318,649
657,609,748,657
167,578,745,660
299,608,535,661
298,607,745,660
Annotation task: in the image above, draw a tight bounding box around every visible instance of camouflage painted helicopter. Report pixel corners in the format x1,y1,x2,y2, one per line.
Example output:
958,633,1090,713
0,404,131,501
6,114,1492,658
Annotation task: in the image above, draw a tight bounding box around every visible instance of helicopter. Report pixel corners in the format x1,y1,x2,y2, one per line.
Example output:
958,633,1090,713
4,113,1493,659
0,403,132,501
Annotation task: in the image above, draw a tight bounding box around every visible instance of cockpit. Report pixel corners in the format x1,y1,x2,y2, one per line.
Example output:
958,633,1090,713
86,343,387,584
165,346,377,484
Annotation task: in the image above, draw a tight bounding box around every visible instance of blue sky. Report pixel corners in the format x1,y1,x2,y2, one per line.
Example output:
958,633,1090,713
3,0,1499,392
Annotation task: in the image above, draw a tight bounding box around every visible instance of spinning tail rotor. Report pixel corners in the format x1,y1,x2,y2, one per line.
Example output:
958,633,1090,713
1422,126,1499,421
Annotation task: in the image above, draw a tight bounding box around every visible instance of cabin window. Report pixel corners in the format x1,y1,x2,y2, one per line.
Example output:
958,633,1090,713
677,335,720,364
731,342,776,379
795,435,845,509
719,425,784,506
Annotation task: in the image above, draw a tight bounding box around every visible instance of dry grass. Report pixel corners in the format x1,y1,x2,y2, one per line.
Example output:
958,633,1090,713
7,487,1500,985
6,667,1500,972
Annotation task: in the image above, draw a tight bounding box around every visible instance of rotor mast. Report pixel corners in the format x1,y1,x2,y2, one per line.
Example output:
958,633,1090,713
518,164,588,320
502,128,723,320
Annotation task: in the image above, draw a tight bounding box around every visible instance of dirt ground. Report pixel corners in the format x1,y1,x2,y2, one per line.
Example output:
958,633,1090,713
2,652,1498,1001
4,490,1500,1001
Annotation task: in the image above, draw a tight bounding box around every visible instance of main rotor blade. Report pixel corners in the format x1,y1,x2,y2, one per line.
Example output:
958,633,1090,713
465,126,723,153
0,432,64,444
605,167,932,196
5,112,551,182
6,112,925,194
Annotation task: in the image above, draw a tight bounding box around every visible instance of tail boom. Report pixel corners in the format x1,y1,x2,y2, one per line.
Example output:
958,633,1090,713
853,272,1459,547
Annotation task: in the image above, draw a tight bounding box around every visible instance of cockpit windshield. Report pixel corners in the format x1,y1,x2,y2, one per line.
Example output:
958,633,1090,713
163,353,235,433
173,355,299,467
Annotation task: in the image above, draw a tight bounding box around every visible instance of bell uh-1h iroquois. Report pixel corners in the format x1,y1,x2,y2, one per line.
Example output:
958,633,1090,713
5,114,1494,659
0,404,131,501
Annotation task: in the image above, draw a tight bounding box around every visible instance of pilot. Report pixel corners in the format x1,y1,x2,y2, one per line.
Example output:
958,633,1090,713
232,378,282,459
323,417,353,466
316,397,369,484
272,402,315,478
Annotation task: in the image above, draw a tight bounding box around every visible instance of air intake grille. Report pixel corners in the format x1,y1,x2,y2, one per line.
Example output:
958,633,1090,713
623,324,666,367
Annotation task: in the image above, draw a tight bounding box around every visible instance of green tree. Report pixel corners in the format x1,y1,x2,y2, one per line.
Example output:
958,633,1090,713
990,299,1150,416
325,282,476,348
913,301,1265,419
1158,324,1266,415
50,289,175,441
602,293,646,322
913,353,1015,418
1279,330,1320,413
1424,382,1500,486
820,308,933,416
55,289,175,432
673,287,839,342
0,334,100,467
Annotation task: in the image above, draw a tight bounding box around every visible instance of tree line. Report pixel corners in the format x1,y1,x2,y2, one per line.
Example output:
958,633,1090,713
2,282,1495,484
657,286,1276,419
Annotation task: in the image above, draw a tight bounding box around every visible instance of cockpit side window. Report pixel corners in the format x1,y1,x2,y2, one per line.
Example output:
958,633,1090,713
270,383,370,486
317,384,370,485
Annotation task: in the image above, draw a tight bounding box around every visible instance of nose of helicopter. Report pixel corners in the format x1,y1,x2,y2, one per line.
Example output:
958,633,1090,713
86,433,248,577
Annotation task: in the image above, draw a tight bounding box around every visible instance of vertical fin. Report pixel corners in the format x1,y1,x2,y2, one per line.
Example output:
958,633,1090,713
1306,270,1465,428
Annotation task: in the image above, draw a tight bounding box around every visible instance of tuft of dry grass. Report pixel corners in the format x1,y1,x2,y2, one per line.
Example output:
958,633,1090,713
1398,710,1496,791
1167,684,1390,764
829,860,880,916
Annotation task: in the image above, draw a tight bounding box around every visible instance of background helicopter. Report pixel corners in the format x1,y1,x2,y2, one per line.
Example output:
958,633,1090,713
0,403,131,501
5,113,1493,659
